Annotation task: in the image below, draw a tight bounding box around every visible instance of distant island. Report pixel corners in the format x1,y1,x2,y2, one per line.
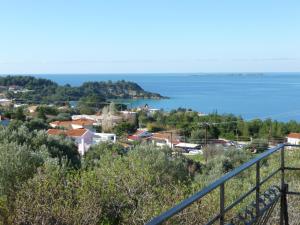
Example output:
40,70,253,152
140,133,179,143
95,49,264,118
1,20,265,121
0,75,167,104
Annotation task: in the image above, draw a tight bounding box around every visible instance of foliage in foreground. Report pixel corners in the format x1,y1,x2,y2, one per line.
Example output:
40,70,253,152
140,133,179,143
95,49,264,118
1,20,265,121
0,125,300,224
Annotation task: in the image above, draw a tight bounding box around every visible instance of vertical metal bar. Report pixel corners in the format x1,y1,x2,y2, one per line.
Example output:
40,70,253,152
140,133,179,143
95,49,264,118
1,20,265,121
283,184,289,225
256,161,260,219
280,146,285,225
220,183,225,225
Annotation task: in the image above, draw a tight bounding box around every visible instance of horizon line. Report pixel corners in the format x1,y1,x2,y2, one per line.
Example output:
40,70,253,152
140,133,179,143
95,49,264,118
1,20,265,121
1,71,300,76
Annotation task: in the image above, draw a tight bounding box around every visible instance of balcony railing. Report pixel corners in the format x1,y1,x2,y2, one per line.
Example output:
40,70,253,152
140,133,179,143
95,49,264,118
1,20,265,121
147,144,300,225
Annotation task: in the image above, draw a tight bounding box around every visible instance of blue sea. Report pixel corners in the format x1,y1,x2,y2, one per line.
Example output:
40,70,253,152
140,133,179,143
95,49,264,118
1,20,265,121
32,73,300,122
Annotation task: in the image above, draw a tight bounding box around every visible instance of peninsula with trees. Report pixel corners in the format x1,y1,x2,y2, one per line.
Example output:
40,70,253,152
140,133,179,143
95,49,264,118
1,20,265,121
0,75,166,104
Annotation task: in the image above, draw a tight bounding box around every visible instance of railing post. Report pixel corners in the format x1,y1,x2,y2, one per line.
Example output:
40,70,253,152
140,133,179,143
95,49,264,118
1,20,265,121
280,145,289,225
220,183,225,225
255,161,260,220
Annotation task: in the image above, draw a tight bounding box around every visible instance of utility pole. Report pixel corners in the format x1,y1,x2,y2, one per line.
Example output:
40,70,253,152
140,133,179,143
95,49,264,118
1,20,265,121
269,125,272,145
199,122,210,146
164,131,173,149
205,123,208,146
171,131,173,149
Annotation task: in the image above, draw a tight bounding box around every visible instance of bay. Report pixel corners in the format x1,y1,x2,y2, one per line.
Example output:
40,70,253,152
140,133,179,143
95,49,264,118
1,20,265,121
31,73,300,121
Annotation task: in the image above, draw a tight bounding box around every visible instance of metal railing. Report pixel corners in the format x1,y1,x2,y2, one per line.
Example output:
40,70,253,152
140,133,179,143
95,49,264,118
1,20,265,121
147,144,300,225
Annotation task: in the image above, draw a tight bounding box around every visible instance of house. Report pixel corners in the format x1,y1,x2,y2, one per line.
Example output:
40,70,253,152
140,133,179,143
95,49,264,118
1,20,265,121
127,129,152,141
151,132,180,148
50,118,96,130
136,104,160,116
175,142,201,153
120,110,137,116
72,114,122,126
287,133,300,145
47,128,94,155
93,133,116,144
0,115,10,127
71,118,95,130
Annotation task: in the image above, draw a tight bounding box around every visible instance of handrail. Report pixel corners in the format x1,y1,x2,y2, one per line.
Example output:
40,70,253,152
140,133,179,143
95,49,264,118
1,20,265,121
147,144,300,225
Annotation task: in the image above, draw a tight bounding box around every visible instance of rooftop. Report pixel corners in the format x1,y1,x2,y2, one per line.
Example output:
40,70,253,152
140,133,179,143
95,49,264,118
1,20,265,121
287,133,300,139
72,118,95,126
47,128,88,137
175,142,200,148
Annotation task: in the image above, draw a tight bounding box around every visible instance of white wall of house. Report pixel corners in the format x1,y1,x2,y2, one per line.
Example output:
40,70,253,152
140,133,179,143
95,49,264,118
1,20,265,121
93,133,116,144
73,130,94,155
152,139,173,148
287,137,300,145
71,124,94,130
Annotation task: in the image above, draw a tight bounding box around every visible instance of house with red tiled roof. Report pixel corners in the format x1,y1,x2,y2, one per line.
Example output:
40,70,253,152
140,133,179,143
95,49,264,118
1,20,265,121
127,129,153,141
71,118,95,129
50,118,95,130
47,128,94,155
287,133,300,146
151,132,180,148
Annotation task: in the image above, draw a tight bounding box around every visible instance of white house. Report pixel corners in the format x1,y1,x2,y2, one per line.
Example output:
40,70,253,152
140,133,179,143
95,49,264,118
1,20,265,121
93,133,116,144
287,133,300,146
47,128,94,155
175,142,202,155
151,132,180,148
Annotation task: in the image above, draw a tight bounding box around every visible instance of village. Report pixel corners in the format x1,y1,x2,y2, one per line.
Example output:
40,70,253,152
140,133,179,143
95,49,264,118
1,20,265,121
1,89,300,158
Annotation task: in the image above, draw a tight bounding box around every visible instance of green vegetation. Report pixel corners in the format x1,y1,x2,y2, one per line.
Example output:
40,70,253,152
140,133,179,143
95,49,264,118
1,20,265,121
140,108,300,143
113,121,137,137
0,76,165,105
1,101,300,224
77,94,107,114
0,124,299,224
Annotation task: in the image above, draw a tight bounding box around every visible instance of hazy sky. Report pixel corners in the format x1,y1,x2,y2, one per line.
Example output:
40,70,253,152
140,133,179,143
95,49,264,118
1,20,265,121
0,0,300,73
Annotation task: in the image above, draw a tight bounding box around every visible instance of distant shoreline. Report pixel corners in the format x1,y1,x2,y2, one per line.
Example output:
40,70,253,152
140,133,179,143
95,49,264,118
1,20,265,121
1,72,300,76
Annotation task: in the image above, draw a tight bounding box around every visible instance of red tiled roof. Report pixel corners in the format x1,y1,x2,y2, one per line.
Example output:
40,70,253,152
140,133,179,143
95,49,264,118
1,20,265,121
50,119,94,127
72,118,95,126
47,129,65,135
65,128,88,137
47,128,88,137
287,133,300,139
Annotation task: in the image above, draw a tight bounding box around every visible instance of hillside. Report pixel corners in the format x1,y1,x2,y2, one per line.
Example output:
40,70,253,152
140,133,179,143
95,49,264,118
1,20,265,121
0,76,166,104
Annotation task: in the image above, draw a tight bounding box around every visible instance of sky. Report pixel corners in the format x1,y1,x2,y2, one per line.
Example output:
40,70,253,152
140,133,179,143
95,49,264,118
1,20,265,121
0,0,300,74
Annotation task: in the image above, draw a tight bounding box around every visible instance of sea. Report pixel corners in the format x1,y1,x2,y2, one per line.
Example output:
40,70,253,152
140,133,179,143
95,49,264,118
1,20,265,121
31,73,300,122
